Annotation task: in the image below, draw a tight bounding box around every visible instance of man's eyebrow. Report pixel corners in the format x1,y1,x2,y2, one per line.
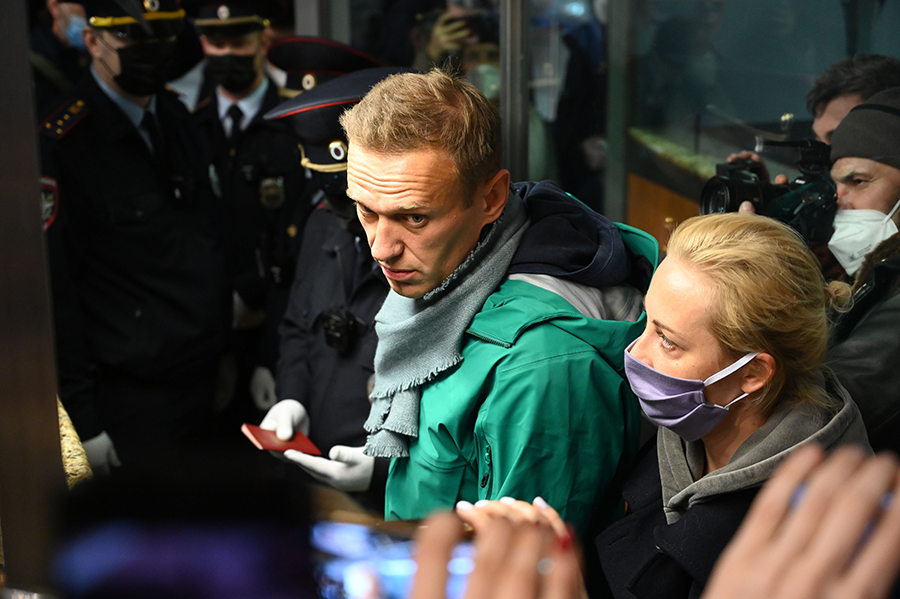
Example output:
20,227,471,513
395,202,427,211
831,168,867,183
353,199,428,214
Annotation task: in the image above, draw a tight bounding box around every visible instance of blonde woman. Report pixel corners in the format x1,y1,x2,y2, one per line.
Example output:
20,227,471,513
458,213,871,599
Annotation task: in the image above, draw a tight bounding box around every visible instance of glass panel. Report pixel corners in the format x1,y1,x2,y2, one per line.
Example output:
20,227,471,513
618,0,900,215
527,0,608,211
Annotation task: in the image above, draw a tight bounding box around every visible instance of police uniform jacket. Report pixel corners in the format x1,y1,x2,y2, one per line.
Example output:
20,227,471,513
276,207,389,454
194,79,311,311
41,73,230,441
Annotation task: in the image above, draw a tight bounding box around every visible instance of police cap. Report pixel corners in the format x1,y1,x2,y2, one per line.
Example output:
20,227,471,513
73,0,185,39
265,66,412,173
183,0,285,37
267,37,383,98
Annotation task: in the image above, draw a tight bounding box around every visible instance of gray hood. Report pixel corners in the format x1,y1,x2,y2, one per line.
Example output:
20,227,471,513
658,367,871,524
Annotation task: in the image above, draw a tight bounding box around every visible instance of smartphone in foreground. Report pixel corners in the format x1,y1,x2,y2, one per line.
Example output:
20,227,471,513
311,520,474,599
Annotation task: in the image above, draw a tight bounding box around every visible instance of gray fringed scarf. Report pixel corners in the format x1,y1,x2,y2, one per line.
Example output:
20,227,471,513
363,190,530,457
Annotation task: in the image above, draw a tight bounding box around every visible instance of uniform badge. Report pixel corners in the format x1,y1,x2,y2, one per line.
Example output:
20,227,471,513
301,73,317,90
260,176,285,209
329,140,348,161
217,4,230,19
144,0,160,12
40,176,59,231
209,164,222,199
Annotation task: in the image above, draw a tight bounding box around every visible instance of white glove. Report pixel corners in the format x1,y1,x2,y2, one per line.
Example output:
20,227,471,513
250,367,278,411
259,398,310,438
232,291,265,329
283,445,374,492
82,431,122,477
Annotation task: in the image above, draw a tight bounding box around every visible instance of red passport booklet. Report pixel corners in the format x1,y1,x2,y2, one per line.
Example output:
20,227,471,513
241,423,322,456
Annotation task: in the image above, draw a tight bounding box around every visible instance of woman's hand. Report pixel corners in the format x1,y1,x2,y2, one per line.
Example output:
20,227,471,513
410,511,583,599
455,496,569,540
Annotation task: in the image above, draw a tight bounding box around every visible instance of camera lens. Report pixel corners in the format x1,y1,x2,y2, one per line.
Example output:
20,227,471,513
700,179,732,215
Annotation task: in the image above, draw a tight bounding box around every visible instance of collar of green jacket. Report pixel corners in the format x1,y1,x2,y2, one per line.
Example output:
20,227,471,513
466,222,659,353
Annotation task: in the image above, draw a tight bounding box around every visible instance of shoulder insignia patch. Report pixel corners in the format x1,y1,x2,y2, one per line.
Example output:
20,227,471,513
40,99,88,141
194,96,212,114
40,176,59,231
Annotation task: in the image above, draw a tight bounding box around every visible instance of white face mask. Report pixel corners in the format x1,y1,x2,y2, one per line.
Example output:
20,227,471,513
828,197,900,276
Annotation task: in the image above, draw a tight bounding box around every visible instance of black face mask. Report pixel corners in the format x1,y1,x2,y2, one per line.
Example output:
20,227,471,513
311,170,364,236
204,54,259,94
113,39,178,96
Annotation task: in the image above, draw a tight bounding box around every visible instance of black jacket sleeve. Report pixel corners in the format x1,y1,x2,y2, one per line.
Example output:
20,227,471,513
42,137,103,440
826,289,900,453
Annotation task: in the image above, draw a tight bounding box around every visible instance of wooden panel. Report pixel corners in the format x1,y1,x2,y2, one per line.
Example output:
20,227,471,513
626,173,700,254
0,0,68,590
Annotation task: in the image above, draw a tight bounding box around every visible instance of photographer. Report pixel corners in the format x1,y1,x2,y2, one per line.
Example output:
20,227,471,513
729,53,900,202
722,56,900,283
822,87,900,456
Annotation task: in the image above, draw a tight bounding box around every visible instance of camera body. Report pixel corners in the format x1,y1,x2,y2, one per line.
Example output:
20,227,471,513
700,139,837,243
315,306,368,355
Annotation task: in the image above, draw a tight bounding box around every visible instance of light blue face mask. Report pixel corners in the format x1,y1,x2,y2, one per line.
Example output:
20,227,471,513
64,13,87,51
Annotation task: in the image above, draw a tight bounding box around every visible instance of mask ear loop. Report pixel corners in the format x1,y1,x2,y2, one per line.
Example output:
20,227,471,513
883,197,900,223
703,352,759,410
703,352,759,386
94,31,122,81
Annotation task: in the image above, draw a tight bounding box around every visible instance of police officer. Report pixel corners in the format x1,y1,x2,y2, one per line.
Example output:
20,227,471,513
241,37,384,411
40,0,230,476
258,68,407,510
187,1,314,427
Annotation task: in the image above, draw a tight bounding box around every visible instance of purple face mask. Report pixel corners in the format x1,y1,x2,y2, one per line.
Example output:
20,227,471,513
624,340,758,442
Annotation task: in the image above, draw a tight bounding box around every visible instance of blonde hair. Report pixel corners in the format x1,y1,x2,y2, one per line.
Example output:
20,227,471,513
666,213,851,413
339,68,502,200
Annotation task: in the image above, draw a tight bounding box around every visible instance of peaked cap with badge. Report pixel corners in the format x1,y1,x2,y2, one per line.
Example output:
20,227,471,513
74,0,185,38
183,0,286,37
266,37,383,98
264,66,412,173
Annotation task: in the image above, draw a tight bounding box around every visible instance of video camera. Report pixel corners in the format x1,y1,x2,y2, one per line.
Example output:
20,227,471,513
699,138,837,243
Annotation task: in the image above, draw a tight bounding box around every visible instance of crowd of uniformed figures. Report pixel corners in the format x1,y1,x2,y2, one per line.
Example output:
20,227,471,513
36,0,403,488
28,1,900,598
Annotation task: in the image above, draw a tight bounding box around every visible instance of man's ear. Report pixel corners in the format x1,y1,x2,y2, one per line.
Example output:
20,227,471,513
199,34,213,54
740,353,776,395
83,27,103,61
479,168,510,225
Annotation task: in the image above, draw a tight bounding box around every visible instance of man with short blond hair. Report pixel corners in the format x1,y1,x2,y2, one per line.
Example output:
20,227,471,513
262,69,656,530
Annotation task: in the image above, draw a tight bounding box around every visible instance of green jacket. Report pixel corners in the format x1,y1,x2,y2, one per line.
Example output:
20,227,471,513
385,225,657,531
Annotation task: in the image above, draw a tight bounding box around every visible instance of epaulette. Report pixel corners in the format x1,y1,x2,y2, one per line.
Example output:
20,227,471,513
162,85,182,97
194,96,212,114
40,98,88,141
